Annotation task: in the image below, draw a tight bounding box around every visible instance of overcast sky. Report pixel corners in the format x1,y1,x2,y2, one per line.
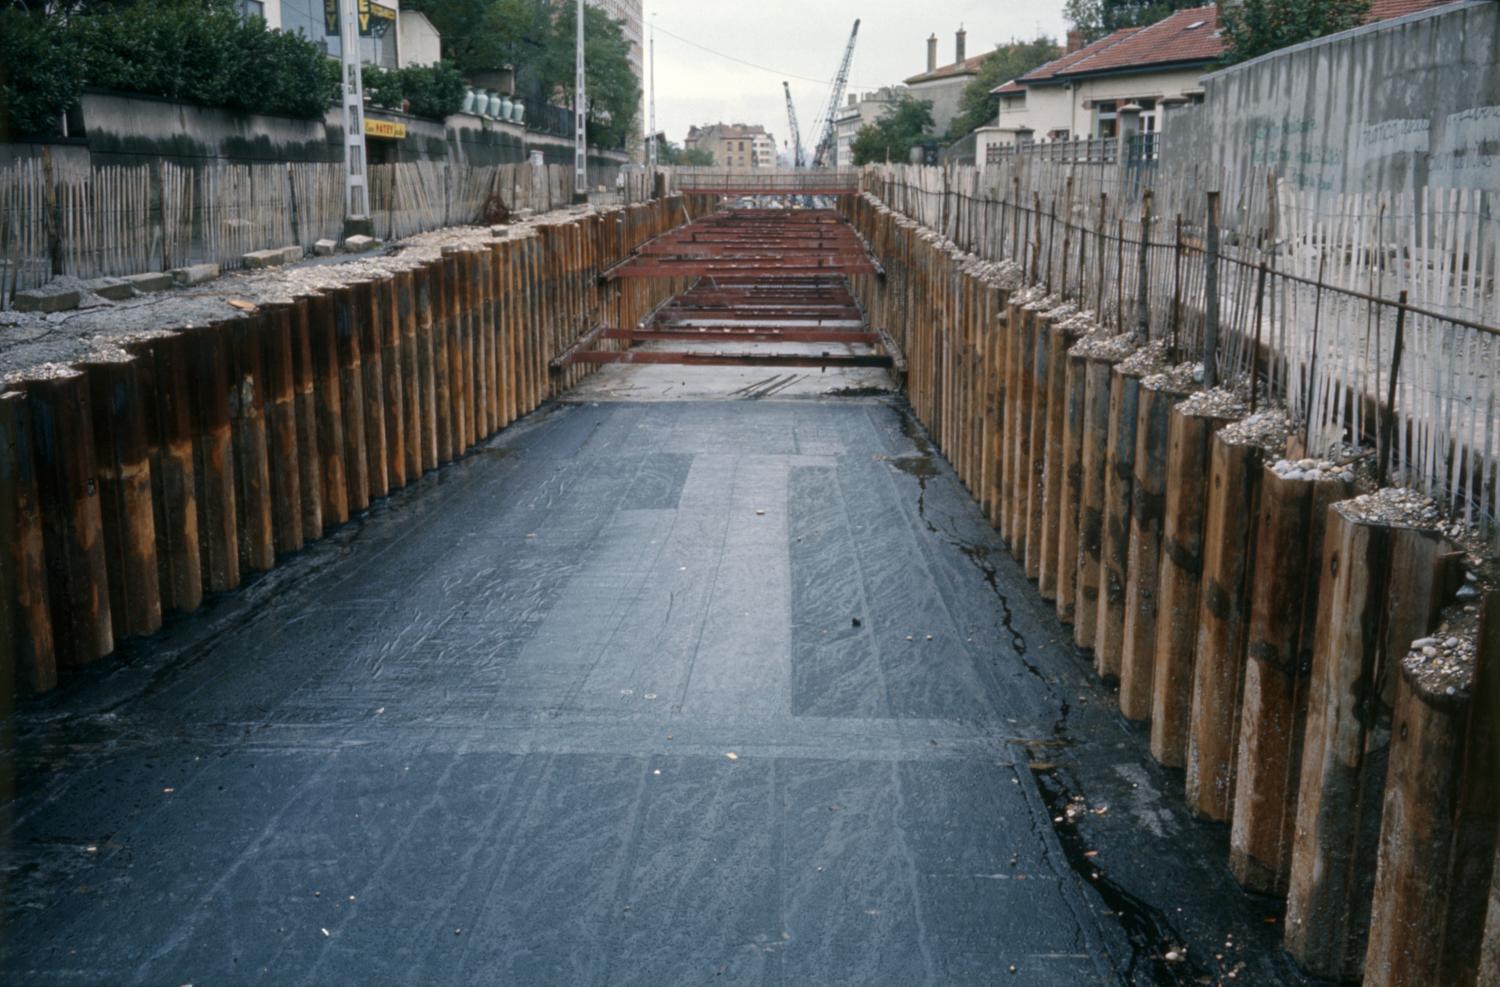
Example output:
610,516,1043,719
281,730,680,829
644,0,1070,153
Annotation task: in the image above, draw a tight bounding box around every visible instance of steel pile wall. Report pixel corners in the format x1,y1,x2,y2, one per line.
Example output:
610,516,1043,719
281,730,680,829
843,188,1500,986
0,195,688,702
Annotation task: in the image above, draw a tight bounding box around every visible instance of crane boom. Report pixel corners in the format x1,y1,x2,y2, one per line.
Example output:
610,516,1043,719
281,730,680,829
812,19,859,168
783,82,805,168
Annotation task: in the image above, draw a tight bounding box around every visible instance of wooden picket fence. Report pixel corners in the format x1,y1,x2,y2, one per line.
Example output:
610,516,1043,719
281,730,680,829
0,156,643,308
866,162,1500,546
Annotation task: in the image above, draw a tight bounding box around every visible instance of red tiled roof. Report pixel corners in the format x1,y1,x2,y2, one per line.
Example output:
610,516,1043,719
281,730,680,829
1052,7,1223,78
993,79,1026,95
1364,0,1453,21
904,52,990,85
1000,28,1141,90
992,0,1453,94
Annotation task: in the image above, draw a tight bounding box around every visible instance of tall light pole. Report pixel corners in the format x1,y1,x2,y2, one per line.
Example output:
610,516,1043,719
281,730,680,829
339,0,370,226
574,0,587,197
647,12,657,168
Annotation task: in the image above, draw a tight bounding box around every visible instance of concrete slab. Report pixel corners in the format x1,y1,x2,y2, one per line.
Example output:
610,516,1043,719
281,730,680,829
343,235,379,253
12,285,81,313
243,246,302,269
171,263,220,286
125,271,175,292
313,238,339,256
84,277,137,301
0,396,1314,985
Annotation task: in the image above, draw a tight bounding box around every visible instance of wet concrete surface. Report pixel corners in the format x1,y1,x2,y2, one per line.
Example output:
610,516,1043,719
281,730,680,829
0,388,1320,985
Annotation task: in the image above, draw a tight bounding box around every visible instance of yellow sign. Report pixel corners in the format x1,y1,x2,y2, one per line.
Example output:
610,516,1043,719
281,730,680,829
364,119,407,139
358,0,397,34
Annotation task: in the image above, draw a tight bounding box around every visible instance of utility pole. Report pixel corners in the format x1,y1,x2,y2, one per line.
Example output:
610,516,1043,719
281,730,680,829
574,0,587,198
339,0,370,229
647,14,657,168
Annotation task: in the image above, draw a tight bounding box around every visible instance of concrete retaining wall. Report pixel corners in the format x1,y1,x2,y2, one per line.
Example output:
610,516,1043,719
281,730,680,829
1164,1,1500,200
0,90,629,174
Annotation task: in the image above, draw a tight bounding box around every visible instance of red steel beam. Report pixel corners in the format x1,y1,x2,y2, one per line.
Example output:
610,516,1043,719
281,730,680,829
567,350,892,368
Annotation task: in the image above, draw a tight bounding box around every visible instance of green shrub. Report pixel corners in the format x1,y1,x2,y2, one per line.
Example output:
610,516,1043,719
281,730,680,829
0,10,84,139
361,65,406,112
50,0,338,124
399,62,467,120
360,61,468,120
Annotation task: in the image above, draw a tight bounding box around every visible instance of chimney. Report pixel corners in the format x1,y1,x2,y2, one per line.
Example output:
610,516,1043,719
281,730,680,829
1066,30,1084,53
956,25,967,64
926,34,937,73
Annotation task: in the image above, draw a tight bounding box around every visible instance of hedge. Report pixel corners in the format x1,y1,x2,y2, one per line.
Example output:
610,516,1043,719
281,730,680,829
0,0,340,139
360,62,468,121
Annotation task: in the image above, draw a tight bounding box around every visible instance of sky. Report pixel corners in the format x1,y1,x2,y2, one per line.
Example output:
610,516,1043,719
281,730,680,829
644,0,1070,154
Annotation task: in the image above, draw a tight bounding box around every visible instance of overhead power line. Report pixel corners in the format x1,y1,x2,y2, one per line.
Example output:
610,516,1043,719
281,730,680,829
651,22,883,92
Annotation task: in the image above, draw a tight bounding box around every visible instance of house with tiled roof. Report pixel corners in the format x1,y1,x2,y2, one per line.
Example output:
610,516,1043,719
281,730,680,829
903,26,988,135
976,0,1457,159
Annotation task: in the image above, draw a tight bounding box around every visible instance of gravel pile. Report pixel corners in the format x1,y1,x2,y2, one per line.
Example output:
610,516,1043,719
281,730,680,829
1055,310,1101,335
0,202,601,380
1141,361,1201,394
1070,330,1137,362
1178,385,1249,420
958,256,1025,291
1404,605,1481,700
1337,486,1442,528
1270,457,1356,484
1219,408,1292,455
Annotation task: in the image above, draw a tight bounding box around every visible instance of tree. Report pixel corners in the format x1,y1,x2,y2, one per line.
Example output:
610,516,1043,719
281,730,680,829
0,8,82,138
1219,0,1370,65
543,1,640,150
850,97,935,166
1064,0,1203,43
407,0,639,149
946,36,1060,139
1063,0,1106,43
402,0,549,77
656,139,713,166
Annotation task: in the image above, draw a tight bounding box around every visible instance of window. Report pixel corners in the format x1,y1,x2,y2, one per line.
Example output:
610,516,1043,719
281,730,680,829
241,0,265,18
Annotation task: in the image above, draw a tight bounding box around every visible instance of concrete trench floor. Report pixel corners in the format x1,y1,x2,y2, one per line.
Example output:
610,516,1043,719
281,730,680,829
0,365,1320,985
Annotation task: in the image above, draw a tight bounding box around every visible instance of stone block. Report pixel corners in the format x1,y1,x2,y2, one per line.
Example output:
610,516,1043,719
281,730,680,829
171,264,220,286
125,272,175,292
86,277,137,301
243,248,292,269
12,285,81,314
313,239,338,256
343,235,378,253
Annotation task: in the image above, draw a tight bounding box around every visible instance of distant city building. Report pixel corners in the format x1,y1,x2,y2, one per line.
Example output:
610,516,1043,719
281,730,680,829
902,26,985,135
685,123,778,168
832,87,905,166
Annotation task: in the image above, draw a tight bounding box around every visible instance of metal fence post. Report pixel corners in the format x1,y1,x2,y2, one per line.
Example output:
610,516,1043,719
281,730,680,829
1136,189,1153,339
1203,190,1221,389
1380,290,1408,486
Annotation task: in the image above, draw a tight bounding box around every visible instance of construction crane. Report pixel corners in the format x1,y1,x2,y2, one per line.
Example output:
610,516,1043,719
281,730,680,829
811,19,860,168
783,81,805,168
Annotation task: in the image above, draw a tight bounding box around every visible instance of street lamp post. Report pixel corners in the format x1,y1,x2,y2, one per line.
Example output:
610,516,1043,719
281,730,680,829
339,0,370,229
574,0,587,198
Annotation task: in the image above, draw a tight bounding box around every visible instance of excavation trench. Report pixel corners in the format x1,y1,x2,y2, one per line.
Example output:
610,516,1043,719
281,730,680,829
3,197,1479,984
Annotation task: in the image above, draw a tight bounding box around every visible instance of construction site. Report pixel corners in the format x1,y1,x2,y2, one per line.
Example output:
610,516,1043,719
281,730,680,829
3,2,1500,985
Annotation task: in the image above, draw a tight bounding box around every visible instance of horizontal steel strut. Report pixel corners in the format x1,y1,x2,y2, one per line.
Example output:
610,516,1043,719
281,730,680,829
563,207,899,371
